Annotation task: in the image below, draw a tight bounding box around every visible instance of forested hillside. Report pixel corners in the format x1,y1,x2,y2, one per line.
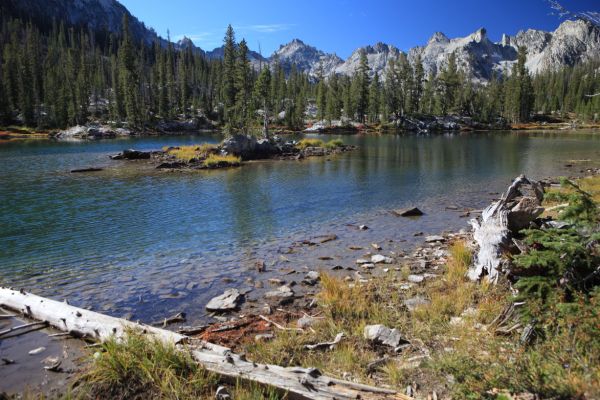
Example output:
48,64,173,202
0,13,598,132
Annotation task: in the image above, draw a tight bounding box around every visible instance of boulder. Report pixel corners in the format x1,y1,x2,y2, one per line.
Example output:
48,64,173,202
205,289,242,312
221,134,258,159
363,324,404,348
111,149,151,160
393,207,424,217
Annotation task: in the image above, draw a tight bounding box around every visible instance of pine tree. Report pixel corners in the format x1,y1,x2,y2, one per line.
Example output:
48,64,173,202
253,66,271,138
354,50,370,123
118,14,141,126
222,24,237,127
234,39,252,132
368,72,380,123
325,73,341,125
316,63,327,121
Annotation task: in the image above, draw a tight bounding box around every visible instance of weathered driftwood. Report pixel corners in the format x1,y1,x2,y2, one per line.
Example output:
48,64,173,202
0,288,397,400
468,175,544,282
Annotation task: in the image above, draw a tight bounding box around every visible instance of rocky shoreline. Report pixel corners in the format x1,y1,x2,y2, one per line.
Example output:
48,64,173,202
107,134,357,171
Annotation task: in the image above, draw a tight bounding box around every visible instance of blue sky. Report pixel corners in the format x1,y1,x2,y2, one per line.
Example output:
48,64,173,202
119,0,599,57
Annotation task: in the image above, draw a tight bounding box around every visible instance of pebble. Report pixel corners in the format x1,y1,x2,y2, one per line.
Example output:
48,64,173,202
28,347,46,356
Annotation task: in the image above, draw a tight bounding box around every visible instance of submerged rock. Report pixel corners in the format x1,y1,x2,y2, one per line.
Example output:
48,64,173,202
393,207,424,217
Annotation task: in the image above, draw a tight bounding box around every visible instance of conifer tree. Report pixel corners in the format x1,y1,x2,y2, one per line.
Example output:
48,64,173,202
222,24,237,127
253,66,271,138
234,39,252,132
118,14,140,126
316,63,327,120
368,72,380,123
354,50,370,123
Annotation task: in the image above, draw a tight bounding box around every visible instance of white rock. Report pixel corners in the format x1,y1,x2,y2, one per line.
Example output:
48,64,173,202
363,324,404,348
206,289,242,311
28,347,46,355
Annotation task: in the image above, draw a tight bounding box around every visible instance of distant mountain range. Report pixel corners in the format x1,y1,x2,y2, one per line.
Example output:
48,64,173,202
3,0,599,81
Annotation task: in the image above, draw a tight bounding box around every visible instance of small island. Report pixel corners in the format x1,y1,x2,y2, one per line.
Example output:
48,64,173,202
109,135,356,171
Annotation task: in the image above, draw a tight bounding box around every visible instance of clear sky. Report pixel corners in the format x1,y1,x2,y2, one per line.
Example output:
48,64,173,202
119,0,599,57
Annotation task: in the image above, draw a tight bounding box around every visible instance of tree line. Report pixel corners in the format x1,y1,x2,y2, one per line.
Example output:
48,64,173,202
0,15,598,132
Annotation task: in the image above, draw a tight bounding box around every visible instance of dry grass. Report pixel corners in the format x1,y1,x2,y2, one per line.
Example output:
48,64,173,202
203,154,241,168
579,174,600,203
163,144,217,162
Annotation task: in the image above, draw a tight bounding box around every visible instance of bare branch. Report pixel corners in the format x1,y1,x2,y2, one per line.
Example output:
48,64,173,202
585,93,600,98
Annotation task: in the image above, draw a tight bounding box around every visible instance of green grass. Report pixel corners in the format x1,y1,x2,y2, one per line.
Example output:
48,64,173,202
296,138,345,150
296,138,325,149
324,139,344,149
75,333,218,399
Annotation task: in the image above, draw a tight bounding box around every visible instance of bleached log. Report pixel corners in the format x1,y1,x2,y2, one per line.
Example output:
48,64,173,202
0,288,187,344
0,287,397,400
468,175,543,283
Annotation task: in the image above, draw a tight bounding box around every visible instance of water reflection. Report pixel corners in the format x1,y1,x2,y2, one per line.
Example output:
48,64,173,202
0,130,599,320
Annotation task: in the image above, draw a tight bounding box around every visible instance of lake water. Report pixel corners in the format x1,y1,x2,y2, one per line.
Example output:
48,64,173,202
1,131,599,323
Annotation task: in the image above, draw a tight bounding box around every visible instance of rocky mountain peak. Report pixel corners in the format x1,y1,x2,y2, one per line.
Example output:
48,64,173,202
469,27,487,43
428,32,449,44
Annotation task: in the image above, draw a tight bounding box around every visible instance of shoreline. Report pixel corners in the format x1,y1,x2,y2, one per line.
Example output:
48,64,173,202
2,119,600,142
0,153,599,396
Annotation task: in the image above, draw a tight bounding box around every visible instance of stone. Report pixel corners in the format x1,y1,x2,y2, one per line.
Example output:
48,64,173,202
205,289,243,312
356,258,370,265
302,271,320,285
407,274,425,283
264,285,294,300
361,263,375,269
363,324,404,348
403,296,430,311
393,207,424,217
371,243,382,250
358,225,369,230
297,315,317,329
255,333,275,342
425,235,445,243
28,347,46,355
371,254,392,264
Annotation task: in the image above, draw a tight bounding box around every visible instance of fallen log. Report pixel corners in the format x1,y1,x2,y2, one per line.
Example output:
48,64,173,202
468,175,544,282
0,287,397,400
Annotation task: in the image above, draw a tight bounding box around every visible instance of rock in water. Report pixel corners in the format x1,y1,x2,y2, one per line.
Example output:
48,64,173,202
205,289,242,311
393,207,424,217
363,324,404,348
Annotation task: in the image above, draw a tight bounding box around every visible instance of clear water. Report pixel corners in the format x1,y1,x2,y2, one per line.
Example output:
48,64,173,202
1,131,599,322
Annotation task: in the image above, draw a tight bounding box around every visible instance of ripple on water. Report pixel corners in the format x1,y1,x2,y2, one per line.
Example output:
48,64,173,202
1,131,600,322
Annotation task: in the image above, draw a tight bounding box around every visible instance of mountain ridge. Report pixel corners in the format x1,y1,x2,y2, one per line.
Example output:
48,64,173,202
2,0,599,81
